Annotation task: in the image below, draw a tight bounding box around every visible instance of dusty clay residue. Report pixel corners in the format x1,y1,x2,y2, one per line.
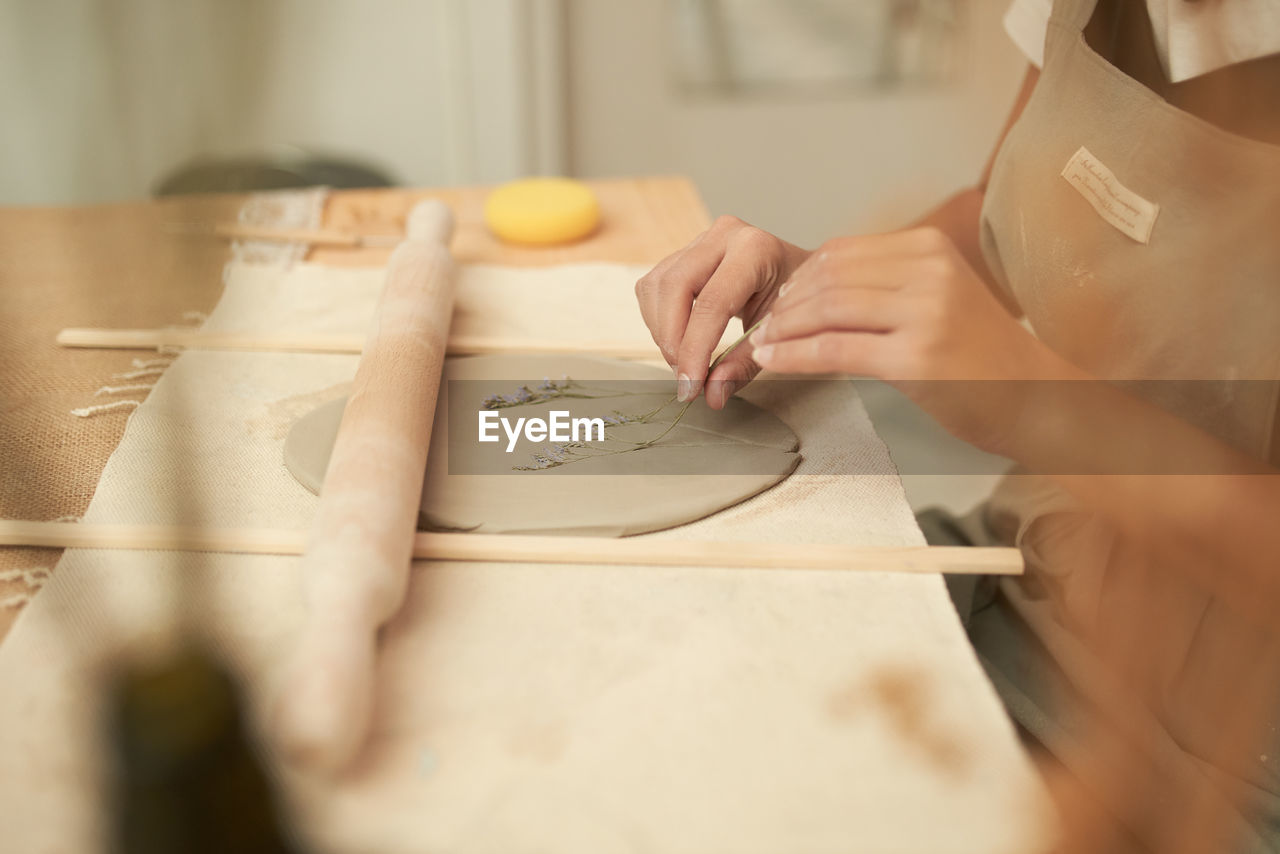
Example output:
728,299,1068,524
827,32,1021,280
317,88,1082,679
720,474,826,525
826,664,973,781
250,382,353,440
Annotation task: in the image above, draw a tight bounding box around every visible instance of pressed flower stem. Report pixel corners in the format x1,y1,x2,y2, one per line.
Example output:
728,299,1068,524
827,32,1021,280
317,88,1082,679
512,319,766,468
638,318,764,448
486,387,657,410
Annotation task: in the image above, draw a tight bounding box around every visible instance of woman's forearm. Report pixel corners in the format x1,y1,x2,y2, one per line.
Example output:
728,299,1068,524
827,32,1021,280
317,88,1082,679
1004,366,1280,626
910,188,1022,316
911,188,993,287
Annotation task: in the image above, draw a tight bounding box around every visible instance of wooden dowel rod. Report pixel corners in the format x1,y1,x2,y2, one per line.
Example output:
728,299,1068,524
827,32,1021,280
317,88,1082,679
430,534,1024,576
0,520,307,554
214,225,365,246
57,327,367,353
0,520,1023,576
168,224,402,247
56,327,663,362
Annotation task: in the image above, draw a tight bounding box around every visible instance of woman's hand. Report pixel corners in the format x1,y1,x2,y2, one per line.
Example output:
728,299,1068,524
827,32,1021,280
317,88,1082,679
635,215,811,409
750,226,1075,455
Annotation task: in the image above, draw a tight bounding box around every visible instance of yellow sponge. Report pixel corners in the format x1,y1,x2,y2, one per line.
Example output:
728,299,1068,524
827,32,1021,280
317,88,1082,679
484,177,601,246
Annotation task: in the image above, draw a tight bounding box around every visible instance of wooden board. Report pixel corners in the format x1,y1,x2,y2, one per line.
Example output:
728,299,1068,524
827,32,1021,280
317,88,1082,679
312,176,710,267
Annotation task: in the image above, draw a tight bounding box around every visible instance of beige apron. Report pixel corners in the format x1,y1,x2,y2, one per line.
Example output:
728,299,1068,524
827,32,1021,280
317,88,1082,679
970,0,1280,849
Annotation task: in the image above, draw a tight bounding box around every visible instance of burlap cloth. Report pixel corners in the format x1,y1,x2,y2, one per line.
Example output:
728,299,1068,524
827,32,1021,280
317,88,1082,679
0,194,242,633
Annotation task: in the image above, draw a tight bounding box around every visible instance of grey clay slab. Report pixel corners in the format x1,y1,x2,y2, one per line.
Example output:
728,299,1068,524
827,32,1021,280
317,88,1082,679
284,355,800,537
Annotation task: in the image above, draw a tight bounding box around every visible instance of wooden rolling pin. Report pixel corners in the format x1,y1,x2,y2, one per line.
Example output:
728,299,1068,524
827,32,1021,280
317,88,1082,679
270,200,456,773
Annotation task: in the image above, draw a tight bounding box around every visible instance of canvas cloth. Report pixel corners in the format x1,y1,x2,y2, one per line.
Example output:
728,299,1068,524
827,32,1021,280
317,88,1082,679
0,253,1052,852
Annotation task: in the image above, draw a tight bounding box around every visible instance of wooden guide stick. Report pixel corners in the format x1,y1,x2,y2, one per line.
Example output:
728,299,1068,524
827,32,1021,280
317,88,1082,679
56,327,664,362
270,200,457,774
0,520,1024,576
167,223,403,248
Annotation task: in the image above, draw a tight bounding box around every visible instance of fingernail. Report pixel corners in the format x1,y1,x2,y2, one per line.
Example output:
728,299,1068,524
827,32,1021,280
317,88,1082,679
753,344,774,366
779,280,793,298
677,373,695,402
750,316,770,346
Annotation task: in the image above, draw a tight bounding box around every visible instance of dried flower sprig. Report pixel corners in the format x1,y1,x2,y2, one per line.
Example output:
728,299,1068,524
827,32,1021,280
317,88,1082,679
514,441,582,471
511,319,764,470
482,376,657,411
632,317,763,449
514,436,713,471
514,412,659,471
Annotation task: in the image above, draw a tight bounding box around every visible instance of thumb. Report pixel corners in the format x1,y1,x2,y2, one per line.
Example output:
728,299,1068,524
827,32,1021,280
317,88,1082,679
705,350,761,410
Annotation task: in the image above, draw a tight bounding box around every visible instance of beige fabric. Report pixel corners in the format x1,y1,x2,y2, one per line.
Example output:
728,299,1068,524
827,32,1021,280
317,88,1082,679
203,259,696,346
978,0,1280,848
0,259,1052,852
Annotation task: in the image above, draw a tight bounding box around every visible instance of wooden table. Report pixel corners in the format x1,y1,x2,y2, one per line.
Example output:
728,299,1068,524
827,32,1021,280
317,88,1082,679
0,177,709,638
0,177,1053,853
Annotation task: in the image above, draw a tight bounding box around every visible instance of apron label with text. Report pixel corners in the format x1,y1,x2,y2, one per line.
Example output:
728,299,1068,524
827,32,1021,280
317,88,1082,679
1060,146,1160,244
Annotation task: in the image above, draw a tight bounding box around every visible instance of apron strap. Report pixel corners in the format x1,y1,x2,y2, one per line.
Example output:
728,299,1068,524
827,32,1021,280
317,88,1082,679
1048,0,1100,34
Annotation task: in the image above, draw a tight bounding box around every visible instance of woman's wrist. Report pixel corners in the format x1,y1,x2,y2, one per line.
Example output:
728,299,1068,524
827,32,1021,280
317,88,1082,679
988,342,1093,464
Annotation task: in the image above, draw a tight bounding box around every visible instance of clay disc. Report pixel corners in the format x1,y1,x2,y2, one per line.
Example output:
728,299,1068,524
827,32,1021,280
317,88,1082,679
284,355,800,537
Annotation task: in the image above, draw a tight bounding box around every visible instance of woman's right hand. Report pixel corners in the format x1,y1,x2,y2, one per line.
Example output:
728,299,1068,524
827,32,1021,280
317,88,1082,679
634,215,811,409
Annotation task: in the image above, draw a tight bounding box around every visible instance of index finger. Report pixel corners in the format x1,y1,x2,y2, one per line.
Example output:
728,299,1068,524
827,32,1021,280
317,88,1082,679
635,235,731,368
675,231,778,400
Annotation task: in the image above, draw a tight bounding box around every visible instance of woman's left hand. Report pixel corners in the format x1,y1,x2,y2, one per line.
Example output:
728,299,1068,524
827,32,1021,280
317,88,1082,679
749,226,1074,455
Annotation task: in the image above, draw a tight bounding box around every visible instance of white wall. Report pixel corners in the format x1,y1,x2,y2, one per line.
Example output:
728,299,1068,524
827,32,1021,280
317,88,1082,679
2,0,1025,227
565,0,1028,247
0,0,562,206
